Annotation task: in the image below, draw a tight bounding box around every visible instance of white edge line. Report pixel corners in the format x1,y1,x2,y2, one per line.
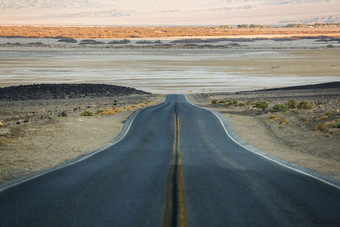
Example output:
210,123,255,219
184,95,340,190
0,109,141,193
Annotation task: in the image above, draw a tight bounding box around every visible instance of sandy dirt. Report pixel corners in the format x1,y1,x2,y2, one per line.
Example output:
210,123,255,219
188,84,340,180
1,47,339,94
0,94,164,184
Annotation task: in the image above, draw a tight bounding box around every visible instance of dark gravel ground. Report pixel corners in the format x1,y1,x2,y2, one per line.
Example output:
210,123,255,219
0,84,150,101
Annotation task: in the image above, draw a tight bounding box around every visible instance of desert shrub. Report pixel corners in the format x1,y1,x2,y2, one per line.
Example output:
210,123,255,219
96,109,105,115
237,102,246,106
272,104,289,112
332,119,340,128
211,99,218,104
81,110,93,116
227,100,238,106
254,101,268,110
286,98,297,108
297,100,313,110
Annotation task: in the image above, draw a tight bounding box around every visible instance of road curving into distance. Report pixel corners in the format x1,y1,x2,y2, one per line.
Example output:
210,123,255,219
0,94,339,226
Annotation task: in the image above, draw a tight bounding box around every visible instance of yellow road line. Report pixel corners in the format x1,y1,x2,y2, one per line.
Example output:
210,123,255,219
161,109,187,227
176,116,187,227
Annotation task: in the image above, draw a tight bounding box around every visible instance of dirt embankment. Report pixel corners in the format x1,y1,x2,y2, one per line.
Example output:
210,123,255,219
0,84,163,184
189,82,340,180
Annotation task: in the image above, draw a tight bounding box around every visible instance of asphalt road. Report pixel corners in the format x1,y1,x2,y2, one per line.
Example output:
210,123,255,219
0,94,339,226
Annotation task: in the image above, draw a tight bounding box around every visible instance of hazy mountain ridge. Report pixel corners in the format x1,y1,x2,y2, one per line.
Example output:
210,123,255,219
0,0,334,10
0,0,338,25
281,14,340,24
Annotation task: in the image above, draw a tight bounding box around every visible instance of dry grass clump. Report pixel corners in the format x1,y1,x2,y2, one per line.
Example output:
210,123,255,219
96,101,154,116
324,120,336,127
319,116,329,120
269,115,281,121
81,110,93,116
0,121,3,127
98,107,124,115
96,109,105,114
279,119,289,125
237,101,246,106
315,124,325,131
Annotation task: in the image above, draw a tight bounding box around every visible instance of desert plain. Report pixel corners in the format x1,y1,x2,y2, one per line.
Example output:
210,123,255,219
0,35,339,184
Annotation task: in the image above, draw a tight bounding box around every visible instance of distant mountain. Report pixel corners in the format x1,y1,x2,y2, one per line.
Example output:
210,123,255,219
0,0,339,25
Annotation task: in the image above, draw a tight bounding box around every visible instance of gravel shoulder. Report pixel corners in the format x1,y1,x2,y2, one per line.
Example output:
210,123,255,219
0,84,164,184
188,82,340,180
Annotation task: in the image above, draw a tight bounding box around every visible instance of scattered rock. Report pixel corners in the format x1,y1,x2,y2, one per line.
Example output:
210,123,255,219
61,111,67,117
0,84,150,101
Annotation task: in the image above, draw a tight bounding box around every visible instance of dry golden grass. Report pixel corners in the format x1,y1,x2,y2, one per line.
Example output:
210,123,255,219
279,119,289,125
97,102,154,116
99,107,124,116
315,124,325,131
1,26,339,39
324,120,336,127
319,116,329,120
269,115,281,121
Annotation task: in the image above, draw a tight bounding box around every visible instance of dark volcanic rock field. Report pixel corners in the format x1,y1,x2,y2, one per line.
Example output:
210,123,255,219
0,84,150,101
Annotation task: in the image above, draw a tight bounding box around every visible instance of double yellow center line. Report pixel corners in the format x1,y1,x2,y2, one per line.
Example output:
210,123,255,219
161,107,187,227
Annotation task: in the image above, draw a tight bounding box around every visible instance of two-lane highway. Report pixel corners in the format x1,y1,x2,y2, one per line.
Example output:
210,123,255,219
0,95,339,226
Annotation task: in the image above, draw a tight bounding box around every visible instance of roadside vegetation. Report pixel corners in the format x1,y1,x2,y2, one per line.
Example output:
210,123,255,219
81,101,155,117
210,96,340,133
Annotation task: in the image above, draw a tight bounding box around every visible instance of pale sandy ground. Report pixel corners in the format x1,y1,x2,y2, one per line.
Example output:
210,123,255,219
0,95,164,184
1,47,339,94
188,88,340,180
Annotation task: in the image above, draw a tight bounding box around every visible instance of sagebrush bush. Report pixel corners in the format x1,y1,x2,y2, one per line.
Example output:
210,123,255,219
211,99,218,104
254,101,268,110
272,104,289,112
332,119,340,128
297,100,313,110
237,102,246,106
96,109,105,114
286,98,297,108
81,110,93,116
227,100,238,106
